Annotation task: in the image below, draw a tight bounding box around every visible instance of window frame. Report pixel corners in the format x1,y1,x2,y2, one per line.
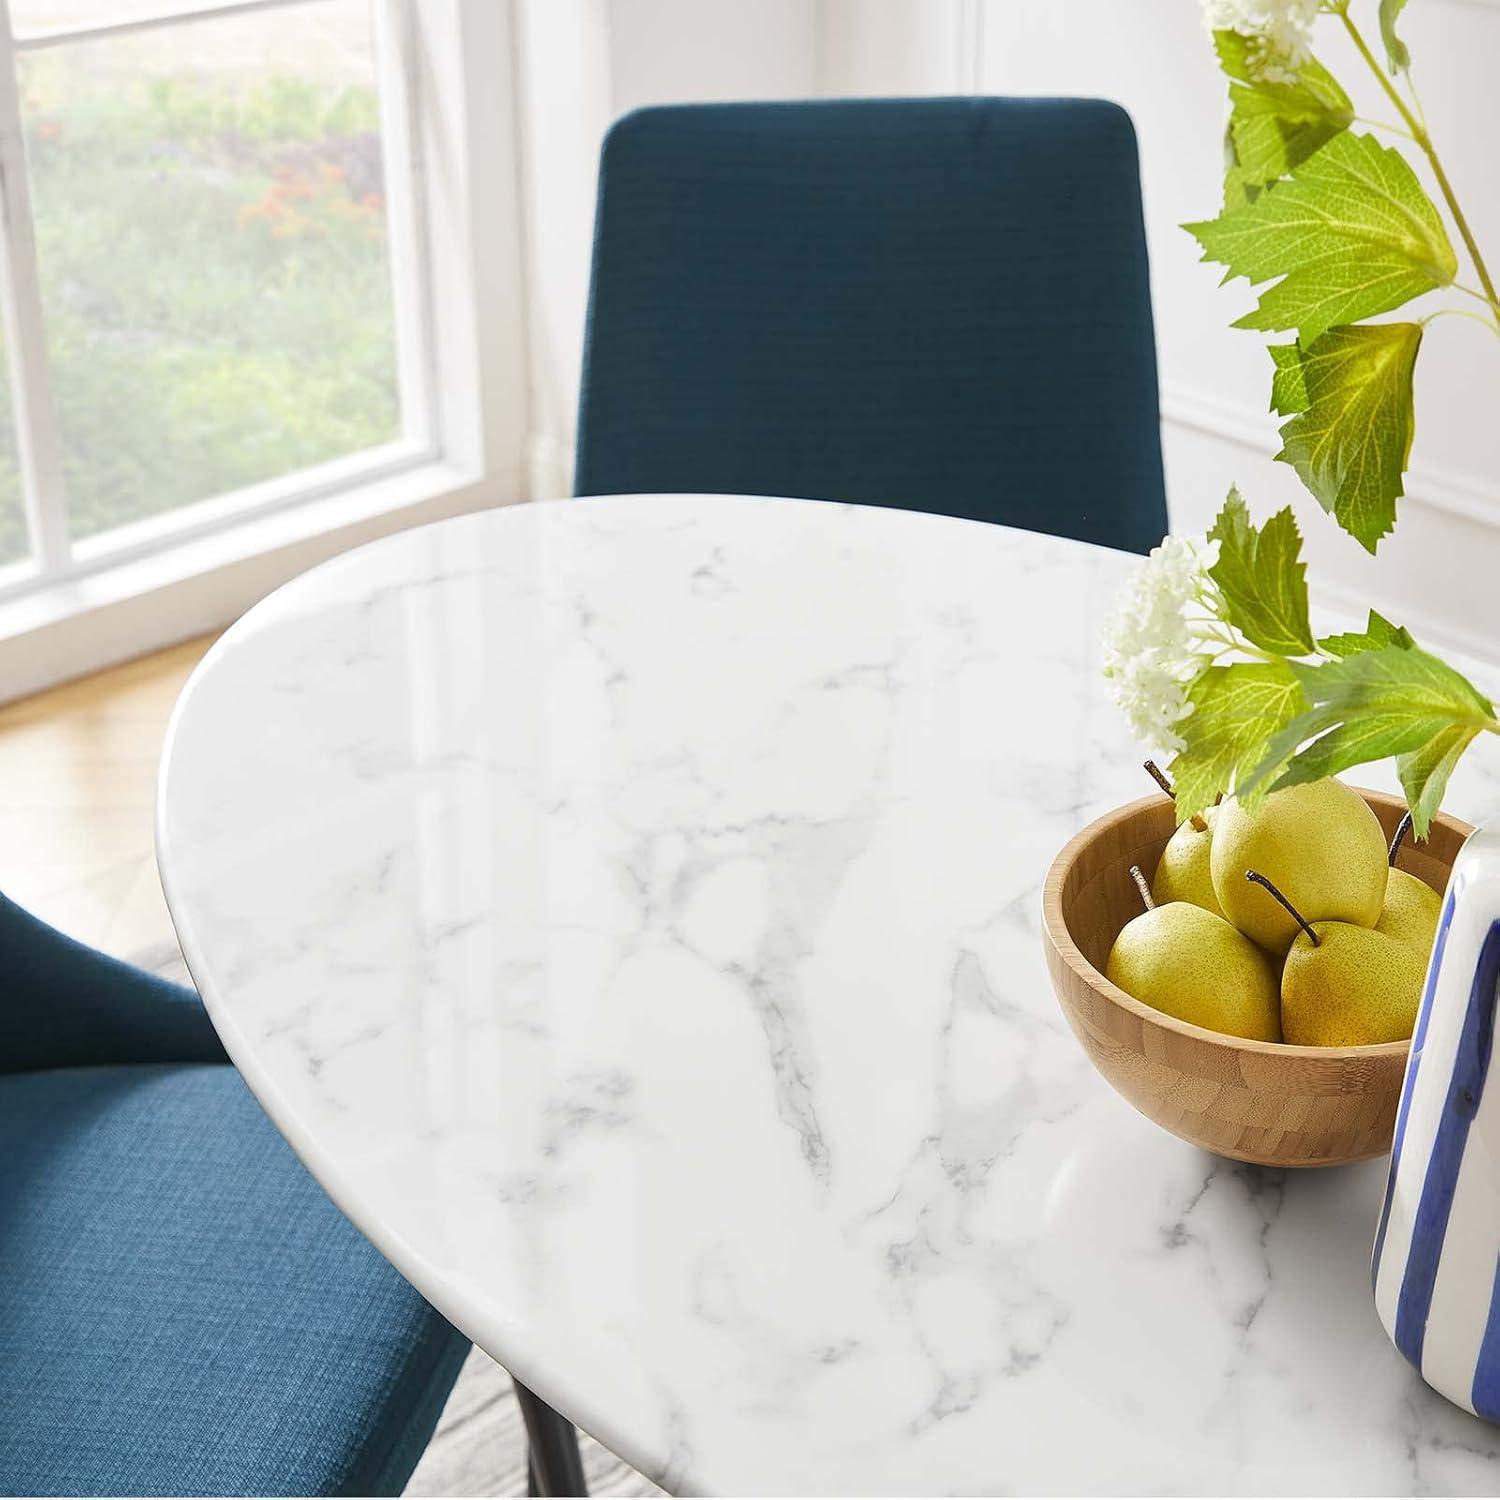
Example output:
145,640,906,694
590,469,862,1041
0,0,527,694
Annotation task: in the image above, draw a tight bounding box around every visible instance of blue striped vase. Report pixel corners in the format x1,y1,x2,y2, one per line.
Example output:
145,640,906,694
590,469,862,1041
1374,822,1500,1420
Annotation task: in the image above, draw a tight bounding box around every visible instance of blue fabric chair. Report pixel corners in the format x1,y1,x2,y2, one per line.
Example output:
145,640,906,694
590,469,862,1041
0,893,470,1497
575,97,1168,554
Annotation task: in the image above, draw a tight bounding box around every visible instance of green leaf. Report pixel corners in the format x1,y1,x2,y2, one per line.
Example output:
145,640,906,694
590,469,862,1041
1223,161,1259,213
1319,608,1414,657
1168,660,1308,825
1185,131,1457,343
1380,0,1411,72
1239,643,1496,836
1398,725,1480,840
1207,488,1315,655
1268,342,1308,414
1212,32,1353,202
1273,322,1423,553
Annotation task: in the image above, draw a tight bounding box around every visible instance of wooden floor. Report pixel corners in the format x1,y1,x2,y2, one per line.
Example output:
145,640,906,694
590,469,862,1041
0,634,218,955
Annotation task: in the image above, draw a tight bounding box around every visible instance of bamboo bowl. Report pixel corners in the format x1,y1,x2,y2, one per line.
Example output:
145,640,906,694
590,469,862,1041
1041,789,1472,1168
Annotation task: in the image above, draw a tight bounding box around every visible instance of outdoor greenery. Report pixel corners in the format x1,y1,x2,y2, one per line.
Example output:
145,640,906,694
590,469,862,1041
0,58,399,565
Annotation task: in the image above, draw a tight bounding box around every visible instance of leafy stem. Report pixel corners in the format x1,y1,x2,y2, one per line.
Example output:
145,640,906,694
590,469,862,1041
1403,49,1431,133
1420,306,1500,339
1199,625,1282,664
1453,282,1499,309
1156,498,1499,837
1149,21,1500,830
1336,2,1500,324
1352,114,1415,141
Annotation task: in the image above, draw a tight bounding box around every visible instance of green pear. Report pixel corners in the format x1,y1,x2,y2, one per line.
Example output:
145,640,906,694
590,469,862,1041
1211,779,1387,955
1106,866,1281,1042
1281,923,1431,1048
1247,868,1434,1047
1152,804,1225,919
1380,808,1443,951
1379,867,1442,948
1282,922,1429,1045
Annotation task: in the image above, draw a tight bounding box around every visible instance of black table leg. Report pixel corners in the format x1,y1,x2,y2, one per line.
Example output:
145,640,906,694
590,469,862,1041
515,1378,588,1497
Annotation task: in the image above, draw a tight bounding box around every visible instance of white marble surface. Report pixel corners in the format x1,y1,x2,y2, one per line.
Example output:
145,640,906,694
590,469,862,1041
158,493,1500,1496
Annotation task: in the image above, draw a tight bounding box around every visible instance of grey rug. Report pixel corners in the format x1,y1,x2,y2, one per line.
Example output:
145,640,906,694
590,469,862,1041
133,941,662,1500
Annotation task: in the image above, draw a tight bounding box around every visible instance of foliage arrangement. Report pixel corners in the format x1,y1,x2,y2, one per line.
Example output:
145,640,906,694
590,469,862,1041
1105,0,1499,840
0,60,398,566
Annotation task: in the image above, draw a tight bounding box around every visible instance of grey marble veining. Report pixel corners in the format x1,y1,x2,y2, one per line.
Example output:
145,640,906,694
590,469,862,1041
158,493,1500,1495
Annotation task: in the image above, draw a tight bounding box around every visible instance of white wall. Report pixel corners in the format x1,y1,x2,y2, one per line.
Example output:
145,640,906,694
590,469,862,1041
513,0,1500,657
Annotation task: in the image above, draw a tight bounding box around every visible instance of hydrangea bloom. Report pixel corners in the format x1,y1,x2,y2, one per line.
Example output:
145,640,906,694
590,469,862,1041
1202,0,1321,82
1102,535,1218,754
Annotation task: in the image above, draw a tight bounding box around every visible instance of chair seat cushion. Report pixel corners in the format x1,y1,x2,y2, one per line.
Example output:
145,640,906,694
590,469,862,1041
0,1064,469,1497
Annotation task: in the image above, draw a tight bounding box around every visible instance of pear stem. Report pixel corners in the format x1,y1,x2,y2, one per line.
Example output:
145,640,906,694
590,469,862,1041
1142,759,1173,797
1129,864,1156,912
1142,759,1208,834
1245,869,1319,948
1390,812,1414,868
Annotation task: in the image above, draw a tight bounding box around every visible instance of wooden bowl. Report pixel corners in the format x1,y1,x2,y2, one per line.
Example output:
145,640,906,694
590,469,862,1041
1042,789,1472,1168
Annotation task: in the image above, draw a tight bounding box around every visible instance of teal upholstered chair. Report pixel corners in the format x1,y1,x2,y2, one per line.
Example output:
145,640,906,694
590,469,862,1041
575,98,1169,554
0,892,470,1496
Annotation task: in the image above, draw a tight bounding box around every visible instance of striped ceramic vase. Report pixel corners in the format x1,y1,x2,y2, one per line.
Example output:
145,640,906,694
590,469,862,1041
1374,821,1500,1420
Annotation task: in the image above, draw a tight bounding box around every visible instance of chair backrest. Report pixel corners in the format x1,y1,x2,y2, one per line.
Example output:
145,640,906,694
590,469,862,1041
0,890,224,1075
575,98,1168,554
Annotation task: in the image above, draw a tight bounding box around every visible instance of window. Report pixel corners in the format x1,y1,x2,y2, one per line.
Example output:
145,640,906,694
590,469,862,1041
0,0,440,593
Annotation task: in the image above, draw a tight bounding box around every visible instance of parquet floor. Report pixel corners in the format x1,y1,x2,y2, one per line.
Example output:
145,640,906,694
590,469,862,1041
0,634,218,955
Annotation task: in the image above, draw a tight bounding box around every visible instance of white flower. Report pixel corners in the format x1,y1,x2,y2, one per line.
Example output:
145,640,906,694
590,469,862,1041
1202,0,1320,82
1102,535,1219,754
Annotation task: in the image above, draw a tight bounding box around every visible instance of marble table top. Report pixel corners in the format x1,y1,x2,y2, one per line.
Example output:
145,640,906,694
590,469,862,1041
157,493,1500,1495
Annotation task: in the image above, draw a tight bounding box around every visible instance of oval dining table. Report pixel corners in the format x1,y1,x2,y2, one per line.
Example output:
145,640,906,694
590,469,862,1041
157,492,1500,1496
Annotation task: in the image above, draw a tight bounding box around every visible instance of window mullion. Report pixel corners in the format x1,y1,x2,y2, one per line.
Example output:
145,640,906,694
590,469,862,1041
0,10,68,574
372,0,434,452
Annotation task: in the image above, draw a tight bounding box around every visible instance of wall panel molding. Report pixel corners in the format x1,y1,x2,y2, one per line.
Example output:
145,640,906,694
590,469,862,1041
1161,381,1500,533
